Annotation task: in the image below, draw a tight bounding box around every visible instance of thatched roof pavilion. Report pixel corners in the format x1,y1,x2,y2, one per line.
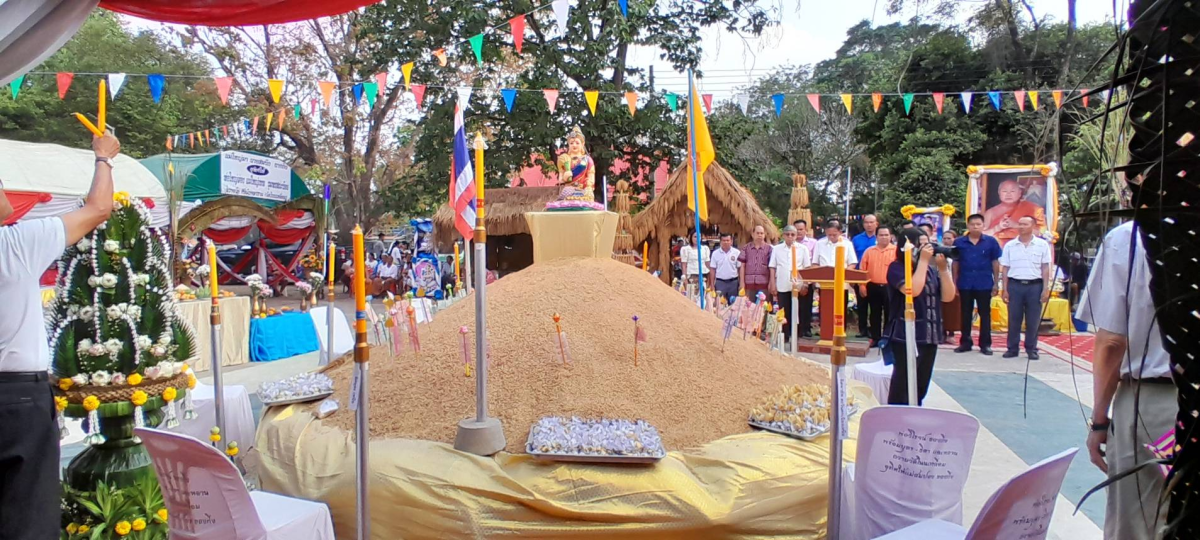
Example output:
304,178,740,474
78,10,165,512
631,162,779,284
432,186,561,274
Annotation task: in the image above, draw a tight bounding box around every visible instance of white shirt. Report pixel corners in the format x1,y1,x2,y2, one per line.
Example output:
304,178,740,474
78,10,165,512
709,247,740,280
1075,222,1169,379
0,218,67,372
390,246,404,262
1000,236,1052,280
680,245,710,276
768,242,811,293
378,263,399,280
814,237,858,268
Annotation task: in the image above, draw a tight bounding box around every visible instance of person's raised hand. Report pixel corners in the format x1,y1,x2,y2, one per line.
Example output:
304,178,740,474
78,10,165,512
918,243,935,264
935,253,948,272
92,134,120,159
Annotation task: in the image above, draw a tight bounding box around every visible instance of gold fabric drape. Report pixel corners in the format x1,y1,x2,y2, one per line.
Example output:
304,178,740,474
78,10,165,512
524,211,618,263
178,296,251,370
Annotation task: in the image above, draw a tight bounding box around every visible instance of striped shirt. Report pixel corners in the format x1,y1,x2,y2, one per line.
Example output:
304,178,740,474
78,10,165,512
859,245,896,285
737,242,772,288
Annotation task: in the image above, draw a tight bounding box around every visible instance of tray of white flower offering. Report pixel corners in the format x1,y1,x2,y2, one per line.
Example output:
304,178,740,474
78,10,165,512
526,416,667,464
748,384,859,441
259,373,335,406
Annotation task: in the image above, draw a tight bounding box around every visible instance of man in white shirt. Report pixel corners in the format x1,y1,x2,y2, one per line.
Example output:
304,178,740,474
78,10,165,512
708,233,740,304
371,254,400,296
999,216,1053,360
1077,221,1174,540
768,226,811,346
0,134,120,539
679,231,710,286
813,219,857,320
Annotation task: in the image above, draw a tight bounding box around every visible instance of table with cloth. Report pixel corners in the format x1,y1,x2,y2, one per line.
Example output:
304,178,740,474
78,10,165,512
524,211,618,263
851,359,894,404
179,297,251,371
250,312,320,362
985,297,1071,332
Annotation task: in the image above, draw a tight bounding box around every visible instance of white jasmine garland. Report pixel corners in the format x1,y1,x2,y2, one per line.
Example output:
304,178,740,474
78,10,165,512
76,238,92,251
90,371,111,386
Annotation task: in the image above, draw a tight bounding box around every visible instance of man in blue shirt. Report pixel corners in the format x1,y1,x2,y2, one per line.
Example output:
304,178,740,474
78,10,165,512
851,214,878,338
952,213,1002,355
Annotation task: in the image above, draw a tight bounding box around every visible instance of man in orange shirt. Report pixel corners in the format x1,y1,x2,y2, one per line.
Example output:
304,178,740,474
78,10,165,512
858,226,896,345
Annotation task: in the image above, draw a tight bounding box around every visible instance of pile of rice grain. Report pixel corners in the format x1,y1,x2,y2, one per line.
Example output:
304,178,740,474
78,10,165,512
323,257,827,451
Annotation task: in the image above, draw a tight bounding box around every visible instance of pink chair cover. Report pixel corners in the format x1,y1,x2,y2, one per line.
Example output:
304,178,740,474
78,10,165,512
853,406,981,540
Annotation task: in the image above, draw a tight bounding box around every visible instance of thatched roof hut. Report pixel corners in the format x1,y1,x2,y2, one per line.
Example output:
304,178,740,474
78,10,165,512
631,162,779,283
432,186,561,274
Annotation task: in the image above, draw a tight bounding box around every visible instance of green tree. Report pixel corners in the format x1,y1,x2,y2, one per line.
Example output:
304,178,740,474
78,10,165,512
360,0,777,216
0,12,236,159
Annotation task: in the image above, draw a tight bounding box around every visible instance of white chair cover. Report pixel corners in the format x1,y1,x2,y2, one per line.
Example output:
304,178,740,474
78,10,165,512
853,406,981,540
136,428,334,540
174,381,257,450
852,359,894,403
309,306,353,366
874,448,1079,540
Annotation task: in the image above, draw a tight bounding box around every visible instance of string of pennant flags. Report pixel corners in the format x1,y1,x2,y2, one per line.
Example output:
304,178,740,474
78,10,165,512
4,0,1113,151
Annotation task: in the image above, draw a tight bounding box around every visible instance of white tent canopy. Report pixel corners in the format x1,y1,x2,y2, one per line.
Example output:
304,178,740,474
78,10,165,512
0,138,169,226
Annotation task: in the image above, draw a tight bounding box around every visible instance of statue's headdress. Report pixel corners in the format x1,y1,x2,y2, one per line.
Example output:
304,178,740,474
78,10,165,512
566,126,585,144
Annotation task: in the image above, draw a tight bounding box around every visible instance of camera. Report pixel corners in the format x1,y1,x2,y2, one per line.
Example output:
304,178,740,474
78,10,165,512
931,245,960,260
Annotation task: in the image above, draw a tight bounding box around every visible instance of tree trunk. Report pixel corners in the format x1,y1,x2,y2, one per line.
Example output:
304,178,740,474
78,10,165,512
996,0,1032,81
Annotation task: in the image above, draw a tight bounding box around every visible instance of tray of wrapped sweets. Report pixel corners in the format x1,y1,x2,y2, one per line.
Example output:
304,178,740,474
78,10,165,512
525,416,667,464
748,384,859,441
259,373,335,406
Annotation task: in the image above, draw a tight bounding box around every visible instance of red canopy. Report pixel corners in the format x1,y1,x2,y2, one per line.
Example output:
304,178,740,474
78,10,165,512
98,0,381,25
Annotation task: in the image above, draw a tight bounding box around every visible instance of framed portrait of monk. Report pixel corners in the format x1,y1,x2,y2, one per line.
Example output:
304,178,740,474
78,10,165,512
965,164,1060,247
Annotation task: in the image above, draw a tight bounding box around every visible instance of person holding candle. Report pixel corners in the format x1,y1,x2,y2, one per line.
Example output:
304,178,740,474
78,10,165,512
768,225,811,346
884,229,956,405
0,134,121,539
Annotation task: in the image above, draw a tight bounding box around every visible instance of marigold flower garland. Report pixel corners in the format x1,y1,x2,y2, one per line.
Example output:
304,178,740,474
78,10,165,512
82,395,104,445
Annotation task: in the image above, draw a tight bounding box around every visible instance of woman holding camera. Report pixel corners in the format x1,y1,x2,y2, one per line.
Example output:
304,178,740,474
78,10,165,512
884,229,957,405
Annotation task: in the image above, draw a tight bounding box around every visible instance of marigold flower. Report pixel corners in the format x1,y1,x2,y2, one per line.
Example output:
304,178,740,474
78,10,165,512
114,520,131,536
82,395,100,412
132,518,146,531
156,509,169,523
127,373,143,386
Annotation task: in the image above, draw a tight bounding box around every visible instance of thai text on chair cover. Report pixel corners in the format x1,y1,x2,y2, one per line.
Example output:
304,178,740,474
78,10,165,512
964,448,1078,540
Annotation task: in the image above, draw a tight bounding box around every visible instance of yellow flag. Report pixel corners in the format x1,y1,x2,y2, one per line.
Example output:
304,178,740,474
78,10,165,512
840,94,853,114
584,90,599,116
267,79,285,103
687,82,714,221
401,62,414,90
265,112,274,130
1029,91,1040,110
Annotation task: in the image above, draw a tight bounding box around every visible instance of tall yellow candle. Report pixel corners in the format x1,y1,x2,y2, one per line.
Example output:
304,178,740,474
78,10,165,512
98,80,107,133
352,227,367,334
454,243,461,282
903,244,914,304
791,244,798,280
327,241,336,285
207,244,219,300
642,242,648,271
474,133,486,221
833,245,845,319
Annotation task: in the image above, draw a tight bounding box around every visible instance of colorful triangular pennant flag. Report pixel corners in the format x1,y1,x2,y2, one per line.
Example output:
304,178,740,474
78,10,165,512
310,98,318,117
147,74,166,104
364,82,378,108
8,75,23,99
510,15,525,53
56,72,74,100
960,91,973,113
468,34,484,64
932,92,944,114
840,94,853,114
457,87,472,109
872,92,882,112
1052,90,1063,109
319,81,336,108
553,0,570,34
433,49,447,66
500,88,516,112
189,132,195,147
375,73,387,97
294,104,301,119
902,93,914,115
214,76,233,105
252,116,259,134
806,93,820,113
265,112,274,130
401,63,413,90
625,91,638,116
584,90,599,116
412,84,427,109
277,111,284,129
771,93,784,117
702,93,713,114
222,125,229,138
737,94,749,115
543,89,559,112
1081,89,1089,108
1029,90,1039,110
988,91,1002,110
165,135,173,150
352,83,363,104
1014,90,1026,112
108,73,126,99
665,92,678,112
267,79,284,103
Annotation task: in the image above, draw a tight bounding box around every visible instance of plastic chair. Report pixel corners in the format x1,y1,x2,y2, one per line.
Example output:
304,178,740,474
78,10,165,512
309,306,353,365
136,428,335,540
873,448,1079,540
846,406,981,540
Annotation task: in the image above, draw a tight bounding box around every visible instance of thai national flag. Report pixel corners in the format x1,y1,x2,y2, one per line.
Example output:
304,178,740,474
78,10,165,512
452,105,477,239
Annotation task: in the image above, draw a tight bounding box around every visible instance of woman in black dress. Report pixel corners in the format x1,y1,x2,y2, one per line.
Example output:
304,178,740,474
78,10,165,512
883,229,957,405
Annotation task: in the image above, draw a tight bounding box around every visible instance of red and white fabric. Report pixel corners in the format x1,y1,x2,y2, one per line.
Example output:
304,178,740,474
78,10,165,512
136,428,335,540
875,448,1078,540
845,406,980,540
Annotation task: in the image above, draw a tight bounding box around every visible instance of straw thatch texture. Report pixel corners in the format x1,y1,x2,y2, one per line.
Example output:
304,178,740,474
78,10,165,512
788,173,812,227
630,162,779,283
432,186,561,249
